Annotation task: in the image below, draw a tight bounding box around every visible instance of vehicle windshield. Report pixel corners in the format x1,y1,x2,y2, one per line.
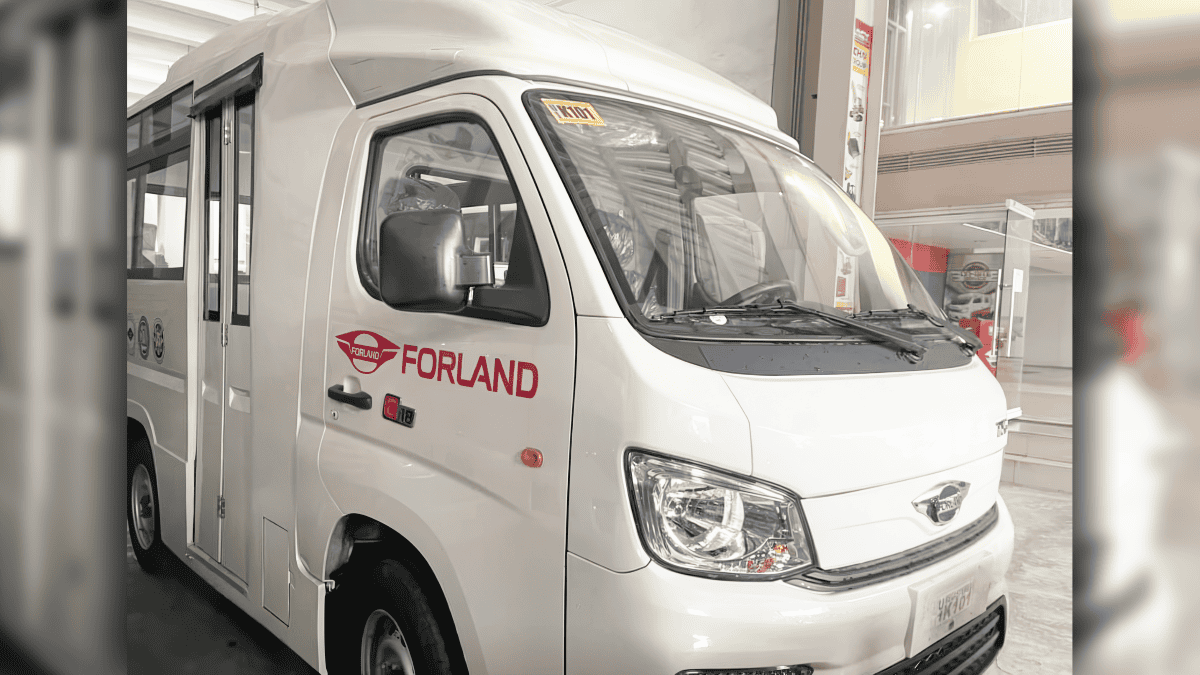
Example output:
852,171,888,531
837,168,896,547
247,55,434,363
526,92,944,336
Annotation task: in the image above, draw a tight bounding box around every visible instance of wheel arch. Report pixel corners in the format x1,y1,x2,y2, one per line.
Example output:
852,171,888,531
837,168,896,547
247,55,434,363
322,512,479,674
127,403,154,452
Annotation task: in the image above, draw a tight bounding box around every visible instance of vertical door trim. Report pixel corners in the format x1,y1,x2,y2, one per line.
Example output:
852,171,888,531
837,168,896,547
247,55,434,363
215,96,237,562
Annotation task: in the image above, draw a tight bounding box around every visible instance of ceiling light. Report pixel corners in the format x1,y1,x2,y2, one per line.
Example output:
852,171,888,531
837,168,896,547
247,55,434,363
924,22,934,28
930,3,950,17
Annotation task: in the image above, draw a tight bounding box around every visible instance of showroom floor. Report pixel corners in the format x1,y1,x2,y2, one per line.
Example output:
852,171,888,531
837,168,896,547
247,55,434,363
126,484,1070,674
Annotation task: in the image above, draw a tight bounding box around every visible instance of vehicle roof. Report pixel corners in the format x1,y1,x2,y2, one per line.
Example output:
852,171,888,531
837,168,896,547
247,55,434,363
129,0,793,147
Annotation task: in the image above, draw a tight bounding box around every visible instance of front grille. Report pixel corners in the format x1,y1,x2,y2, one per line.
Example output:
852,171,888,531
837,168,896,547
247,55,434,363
788,504,999,591
877,598,1006,675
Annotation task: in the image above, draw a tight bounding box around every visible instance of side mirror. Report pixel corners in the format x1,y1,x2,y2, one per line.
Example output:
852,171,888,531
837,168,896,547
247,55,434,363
379,209,494,312
458,251,495,288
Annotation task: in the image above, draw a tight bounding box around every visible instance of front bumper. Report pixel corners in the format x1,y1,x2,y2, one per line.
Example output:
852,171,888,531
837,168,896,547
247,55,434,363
565,496,1014,675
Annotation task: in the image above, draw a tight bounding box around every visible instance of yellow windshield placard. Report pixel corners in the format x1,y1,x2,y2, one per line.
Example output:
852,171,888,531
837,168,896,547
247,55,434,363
542,99,606,126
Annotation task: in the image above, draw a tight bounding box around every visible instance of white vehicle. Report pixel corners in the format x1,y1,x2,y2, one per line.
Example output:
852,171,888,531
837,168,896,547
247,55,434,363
125,2,1016,674
947,293,994,320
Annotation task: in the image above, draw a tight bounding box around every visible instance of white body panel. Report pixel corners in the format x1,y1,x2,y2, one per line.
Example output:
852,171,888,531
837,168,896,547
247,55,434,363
315,92,577,674
721,356,1008,499
125,2,1015,674
800,450,1003,569
566,500,1013,675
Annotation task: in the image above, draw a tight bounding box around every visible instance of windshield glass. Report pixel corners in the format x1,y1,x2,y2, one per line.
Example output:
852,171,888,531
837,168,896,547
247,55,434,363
526,92,943,336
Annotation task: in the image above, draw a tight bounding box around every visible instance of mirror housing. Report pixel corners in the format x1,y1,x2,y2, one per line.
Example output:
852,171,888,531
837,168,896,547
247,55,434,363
379,209,493,312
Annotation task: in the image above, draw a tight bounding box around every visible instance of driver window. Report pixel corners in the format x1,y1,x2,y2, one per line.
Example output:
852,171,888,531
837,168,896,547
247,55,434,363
358,118,549,326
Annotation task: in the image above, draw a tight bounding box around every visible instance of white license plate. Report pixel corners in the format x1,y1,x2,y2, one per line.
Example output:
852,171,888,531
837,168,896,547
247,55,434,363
907,564,986,656
932,580,974,632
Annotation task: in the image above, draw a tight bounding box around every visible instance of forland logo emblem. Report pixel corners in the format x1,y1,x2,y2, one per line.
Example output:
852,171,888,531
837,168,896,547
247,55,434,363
336,330,400,375
912,481,970,526
958,262,995,290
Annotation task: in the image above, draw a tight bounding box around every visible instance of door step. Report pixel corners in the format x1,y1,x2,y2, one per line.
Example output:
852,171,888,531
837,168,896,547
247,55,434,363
1002,452,1071,493
1005,424,1071,464
1002,417,1071,492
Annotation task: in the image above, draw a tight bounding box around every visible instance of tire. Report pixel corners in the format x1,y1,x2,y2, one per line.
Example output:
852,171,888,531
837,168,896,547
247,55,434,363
127,433,170,574
328,559,459,675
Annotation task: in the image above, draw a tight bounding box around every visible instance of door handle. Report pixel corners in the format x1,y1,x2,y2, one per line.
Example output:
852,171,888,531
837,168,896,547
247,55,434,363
327,384,371,410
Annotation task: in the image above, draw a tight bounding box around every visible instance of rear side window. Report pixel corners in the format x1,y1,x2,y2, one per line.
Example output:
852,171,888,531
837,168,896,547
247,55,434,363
127,85,192,280
358,117,549,326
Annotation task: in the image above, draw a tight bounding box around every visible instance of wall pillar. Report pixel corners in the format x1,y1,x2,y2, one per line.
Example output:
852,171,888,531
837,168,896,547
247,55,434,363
775,0,890,218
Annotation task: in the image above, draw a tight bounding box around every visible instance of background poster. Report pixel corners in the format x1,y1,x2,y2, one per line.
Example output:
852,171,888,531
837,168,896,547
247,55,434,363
843,19,873,204
834,248,857,311
943,252,1003,321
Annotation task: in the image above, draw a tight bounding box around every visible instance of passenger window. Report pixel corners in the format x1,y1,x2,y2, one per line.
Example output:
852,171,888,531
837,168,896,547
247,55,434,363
232,92,254,326
126,173,140,270
127,85,192,281
203,112,221,321
135,150,189,273
358,118,549,326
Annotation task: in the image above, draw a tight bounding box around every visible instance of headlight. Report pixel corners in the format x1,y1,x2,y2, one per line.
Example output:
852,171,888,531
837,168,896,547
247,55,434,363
626,450,815,580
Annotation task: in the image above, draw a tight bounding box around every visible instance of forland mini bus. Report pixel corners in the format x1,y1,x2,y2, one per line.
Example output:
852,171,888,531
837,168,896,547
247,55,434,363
125,1,1016,673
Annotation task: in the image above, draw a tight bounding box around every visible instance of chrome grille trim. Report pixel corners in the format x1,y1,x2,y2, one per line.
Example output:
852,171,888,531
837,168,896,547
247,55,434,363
787,504,1000,592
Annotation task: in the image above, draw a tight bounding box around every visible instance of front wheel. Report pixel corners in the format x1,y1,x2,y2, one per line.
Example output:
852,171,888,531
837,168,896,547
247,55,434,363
329,559,459,675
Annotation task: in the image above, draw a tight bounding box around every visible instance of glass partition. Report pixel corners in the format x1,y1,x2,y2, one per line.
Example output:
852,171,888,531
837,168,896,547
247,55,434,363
877,201,1052,411
995,201,1034,411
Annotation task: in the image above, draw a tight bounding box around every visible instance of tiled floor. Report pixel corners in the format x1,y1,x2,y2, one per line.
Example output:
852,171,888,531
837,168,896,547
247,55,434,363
990,483,1072,674
127,483,1071,674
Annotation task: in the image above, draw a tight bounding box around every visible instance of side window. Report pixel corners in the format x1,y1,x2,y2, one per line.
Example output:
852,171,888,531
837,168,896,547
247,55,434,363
232,92,255,326
358,118,549,326
127,85,192,280
203,111,221,321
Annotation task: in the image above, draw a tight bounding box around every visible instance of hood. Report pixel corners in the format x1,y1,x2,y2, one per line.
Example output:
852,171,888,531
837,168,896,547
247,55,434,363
720,357,1009,499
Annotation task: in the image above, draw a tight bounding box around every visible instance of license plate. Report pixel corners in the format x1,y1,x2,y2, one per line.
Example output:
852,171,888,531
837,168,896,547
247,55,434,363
933,581,974,631
907,563,986,656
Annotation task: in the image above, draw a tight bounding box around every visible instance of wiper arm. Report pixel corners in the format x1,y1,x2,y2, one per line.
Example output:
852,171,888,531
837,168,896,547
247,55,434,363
852,304,945,327
743,300,927,362
656,305,746,319
852,304,982,355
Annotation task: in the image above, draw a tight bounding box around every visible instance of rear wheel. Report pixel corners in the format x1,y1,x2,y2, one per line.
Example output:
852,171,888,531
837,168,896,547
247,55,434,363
329,559,457,675
127,433,170,573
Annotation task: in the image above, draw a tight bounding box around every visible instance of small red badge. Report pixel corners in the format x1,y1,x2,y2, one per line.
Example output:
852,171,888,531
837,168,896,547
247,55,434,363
520,448,543,468
381,394,415,428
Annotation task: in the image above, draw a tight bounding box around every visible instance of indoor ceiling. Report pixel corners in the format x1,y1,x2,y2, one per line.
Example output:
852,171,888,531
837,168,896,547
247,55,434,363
127,0,317,108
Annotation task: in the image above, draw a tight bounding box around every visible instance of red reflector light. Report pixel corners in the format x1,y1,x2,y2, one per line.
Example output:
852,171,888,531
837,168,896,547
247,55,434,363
520,448,543,468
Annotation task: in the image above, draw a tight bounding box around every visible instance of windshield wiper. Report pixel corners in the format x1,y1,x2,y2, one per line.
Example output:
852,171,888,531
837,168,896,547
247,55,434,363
853,304,945,327
852,304,982,355
660,300,927,362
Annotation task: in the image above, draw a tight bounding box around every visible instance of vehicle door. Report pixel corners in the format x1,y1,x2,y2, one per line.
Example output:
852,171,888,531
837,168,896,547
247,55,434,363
195,86,258,585
318,94,576,673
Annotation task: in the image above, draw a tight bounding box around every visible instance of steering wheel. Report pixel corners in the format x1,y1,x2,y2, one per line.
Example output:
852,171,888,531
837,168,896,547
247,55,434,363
721,280,798,306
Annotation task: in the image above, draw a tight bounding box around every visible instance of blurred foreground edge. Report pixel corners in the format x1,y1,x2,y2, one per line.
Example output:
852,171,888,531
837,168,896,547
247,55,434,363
1076,3,1200,675
0,1,126,675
